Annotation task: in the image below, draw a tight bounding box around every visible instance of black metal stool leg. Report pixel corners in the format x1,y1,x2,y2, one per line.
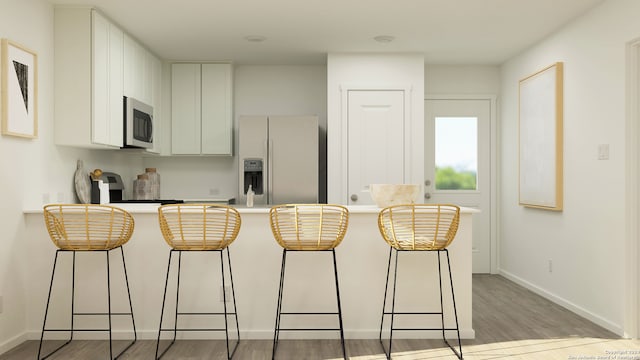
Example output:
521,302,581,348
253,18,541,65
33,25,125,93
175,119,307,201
38,250,72,360
220,249,240,359
437,251,446,342
223,247,240,359
331,249,347,360
117,246,137,356
379,247,393,346
156,250,175,359
272,249,287,359
174,251,182,343
226,248,241,344
106,251,113,359
71,251,76,342
445,249,463,359
387,249,400,360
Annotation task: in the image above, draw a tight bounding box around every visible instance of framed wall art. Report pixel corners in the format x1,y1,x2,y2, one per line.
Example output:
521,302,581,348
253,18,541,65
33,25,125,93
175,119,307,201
1,39,38,138
518,62,563,211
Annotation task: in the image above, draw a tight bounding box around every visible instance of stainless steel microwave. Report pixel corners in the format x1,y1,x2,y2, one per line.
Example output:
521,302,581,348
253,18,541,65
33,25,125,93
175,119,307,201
123,97,153,149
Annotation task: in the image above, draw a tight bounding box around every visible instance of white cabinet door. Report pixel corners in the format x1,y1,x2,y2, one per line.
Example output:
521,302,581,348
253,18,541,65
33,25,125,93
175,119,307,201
347,90,405,205
147,55,163,154
123,34,136,99
171,63,201,154
201,64,232,155
124,34,154,105
91,10,123,147
108,23,124,147
171,63,233,155
91,11,109,146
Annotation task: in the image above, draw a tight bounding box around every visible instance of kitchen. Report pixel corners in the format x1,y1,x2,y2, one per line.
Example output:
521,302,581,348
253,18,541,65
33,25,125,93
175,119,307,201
2,0,638,358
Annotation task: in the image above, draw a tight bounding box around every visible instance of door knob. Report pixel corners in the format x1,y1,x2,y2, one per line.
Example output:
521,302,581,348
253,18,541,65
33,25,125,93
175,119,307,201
425,179,431,186
424,193,431,200
351,194,358,202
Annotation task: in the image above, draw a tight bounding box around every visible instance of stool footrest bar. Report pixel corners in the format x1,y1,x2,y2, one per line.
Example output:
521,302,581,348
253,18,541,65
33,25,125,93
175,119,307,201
160,328,232,332
73,312,133,316
176,312,237,316
383,311,442,315
280,312,339,315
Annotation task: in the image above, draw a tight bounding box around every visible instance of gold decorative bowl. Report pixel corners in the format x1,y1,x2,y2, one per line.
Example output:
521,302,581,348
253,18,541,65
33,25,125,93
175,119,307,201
369,184,421,208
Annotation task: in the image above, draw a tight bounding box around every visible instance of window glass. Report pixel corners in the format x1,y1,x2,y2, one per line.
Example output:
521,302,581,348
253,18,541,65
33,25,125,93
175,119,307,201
435,117,477,190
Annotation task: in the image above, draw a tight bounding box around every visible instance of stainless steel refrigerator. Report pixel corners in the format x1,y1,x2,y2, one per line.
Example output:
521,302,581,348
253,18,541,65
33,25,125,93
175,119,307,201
238,115,319,205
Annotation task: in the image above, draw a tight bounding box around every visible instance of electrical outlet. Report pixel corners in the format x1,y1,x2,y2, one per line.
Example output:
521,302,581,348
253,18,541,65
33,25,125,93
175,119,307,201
219,286,231,302
548,259,553,273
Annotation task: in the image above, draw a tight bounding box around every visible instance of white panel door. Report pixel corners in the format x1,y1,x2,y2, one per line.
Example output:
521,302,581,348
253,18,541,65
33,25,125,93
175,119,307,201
348,90,404,205
425,98,492,273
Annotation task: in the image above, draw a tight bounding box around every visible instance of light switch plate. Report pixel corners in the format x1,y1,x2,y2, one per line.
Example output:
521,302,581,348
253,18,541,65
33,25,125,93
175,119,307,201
598,144,609,160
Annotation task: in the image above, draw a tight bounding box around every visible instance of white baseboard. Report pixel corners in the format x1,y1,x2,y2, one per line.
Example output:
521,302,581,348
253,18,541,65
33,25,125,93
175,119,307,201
0,333,28,356
499,269,623,335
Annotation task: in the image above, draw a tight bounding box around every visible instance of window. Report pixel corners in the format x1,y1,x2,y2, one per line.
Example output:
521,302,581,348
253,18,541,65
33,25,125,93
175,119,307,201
435,117,478,190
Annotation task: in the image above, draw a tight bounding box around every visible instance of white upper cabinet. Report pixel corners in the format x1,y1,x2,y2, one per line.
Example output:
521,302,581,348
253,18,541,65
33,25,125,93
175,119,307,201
171,63,233,155
123,34,158,107
54,7,124,148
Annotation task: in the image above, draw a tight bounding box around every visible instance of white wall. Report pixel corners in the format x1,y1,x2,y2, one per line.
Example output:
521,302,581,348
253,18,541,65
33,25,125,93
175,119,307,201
327,53,425,203
425,65,500,95
143,65,328,201
0,0,145,352
499,0,640,335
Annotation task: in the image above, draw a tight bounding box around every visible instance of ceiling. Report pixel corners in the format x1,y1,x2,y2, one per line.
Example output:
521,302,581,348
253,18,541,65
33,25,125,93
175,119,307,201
48,0,605,65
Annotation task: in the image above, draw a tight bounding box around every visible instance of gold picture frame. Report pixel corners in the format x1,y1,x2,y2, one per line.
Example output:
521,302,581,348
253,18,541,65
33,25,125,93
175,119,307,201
1,39,38,138
518,62,563,211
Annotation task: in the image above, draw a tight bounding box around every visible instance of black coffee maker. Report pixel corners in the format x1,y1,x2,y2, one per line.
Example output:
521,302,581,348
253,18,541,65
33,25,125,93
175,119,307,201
90,172,124,203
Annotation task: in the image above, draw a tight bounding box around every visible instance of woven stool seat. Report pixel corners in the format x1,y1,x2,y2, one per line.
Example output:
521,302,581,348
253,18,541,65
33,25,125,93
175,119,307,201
378,204,459,250
269,204,348,250
44,204,134,250
158,204,241,251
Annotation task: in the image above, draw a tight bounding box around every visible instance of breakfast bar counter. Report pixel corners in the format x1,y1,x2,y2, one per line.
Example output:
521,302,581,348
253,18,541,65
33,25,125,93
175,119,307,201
23,205,475,340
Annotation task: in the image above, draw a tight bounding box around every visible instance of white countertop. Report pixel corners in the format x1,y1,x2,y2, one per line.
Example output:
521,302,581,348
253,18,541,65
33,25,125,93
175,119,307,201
24,203,479,214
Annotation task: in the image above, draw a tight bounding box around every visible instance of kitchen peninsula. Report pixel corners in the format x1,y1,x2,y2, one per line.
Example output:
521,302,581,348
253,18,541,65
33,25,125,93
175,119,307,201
23,205,475,340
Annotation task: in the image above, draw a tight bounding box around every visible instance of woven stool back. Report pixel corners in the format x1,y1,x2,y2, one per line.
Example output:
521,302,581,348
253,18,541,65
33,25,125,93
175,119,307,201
43,204,135,251
158,204,241,250
269,204,349,250
378,204,460,250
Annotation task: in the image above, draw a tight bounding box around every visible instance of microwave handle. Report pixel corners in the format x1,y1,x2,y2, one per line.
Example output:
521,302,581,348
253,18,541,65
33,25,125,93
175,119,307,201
148,115,153,141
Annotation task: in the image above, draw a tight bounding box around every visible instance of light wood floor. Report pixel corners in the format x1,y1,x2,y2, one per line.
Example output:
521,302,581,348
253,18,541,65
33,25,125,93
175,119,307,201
3,275,638,359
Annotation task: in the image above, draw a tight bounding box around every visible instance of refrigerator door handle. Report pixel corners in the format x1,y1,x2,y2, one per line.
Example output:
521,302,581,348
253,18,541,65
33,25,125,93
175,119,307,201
267,139,273,204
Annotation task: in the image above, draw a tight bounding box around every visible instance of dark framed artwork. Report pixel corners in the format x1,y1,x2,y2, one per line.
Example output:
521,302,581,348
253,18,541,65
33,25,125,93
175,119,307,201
1,39,38,138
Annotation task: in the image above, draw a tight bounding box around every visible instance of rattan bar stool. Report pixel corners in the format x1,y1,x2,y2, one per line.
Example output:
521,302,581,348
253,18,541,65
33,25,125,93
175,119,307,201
38,204,137,360
377,204,463,359
269,204,349,360
156,204,241,359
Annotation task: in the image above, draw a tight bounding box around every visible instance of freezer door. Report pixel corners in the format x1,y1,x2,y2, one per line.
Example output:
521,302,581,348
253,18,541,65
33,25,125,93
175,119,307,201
238,116,268,205
268,116,319,204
